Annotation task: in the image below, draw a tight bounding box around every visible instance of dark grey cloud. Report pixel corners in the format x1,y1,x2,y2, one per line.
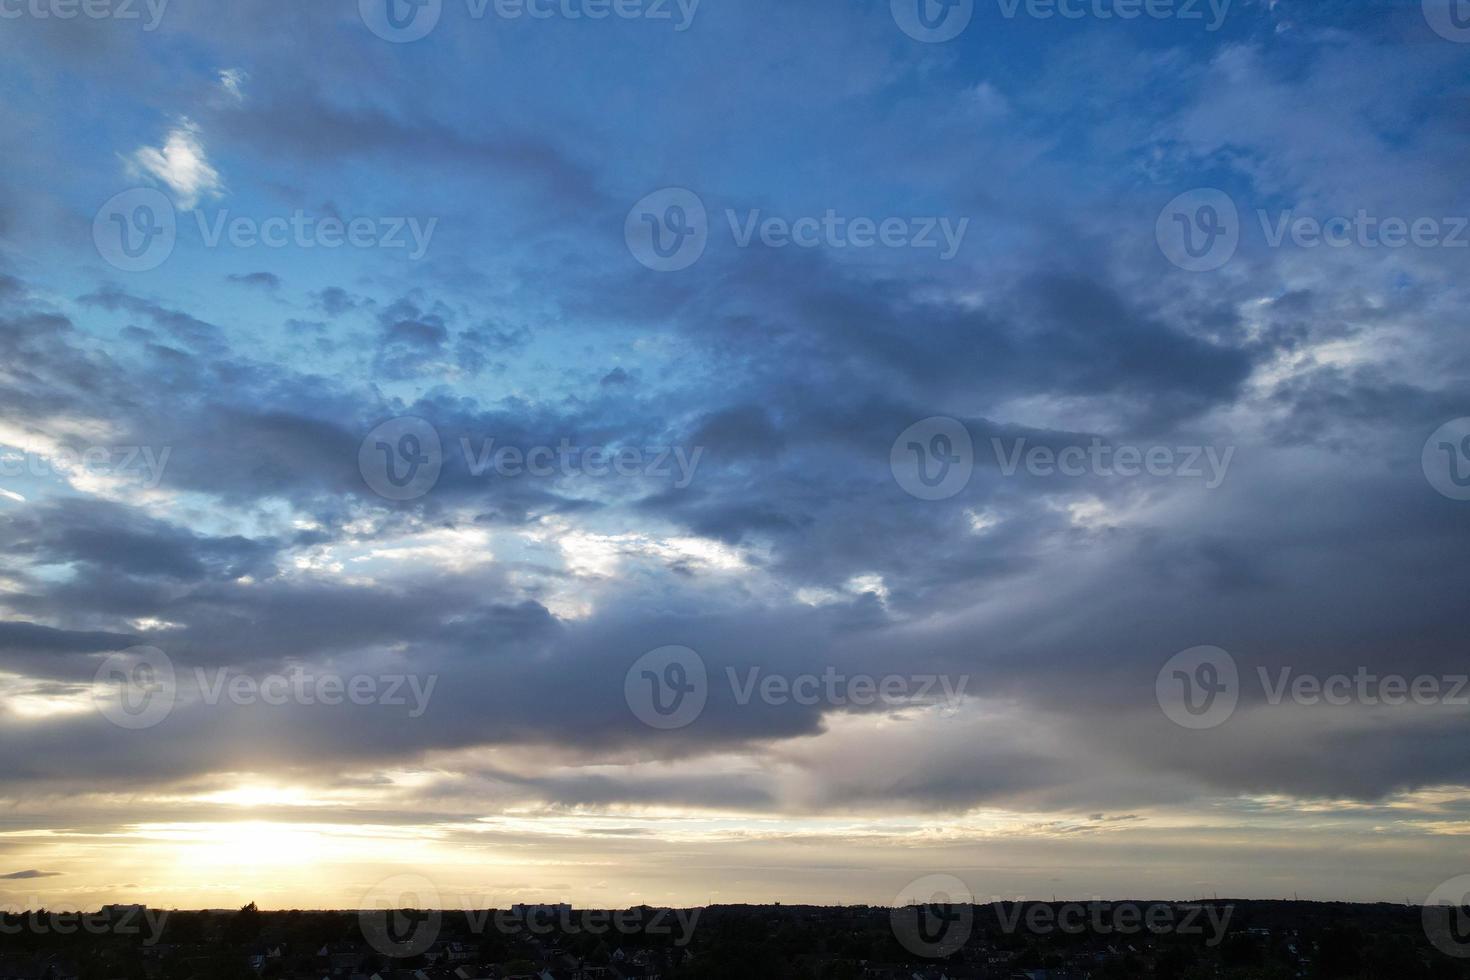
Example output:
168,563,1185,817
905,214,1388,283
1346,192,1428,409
77,285,224,353
0,6,1468,845
314,286,361,317
227,271,282,290
214,91,607,211
1,497,276,583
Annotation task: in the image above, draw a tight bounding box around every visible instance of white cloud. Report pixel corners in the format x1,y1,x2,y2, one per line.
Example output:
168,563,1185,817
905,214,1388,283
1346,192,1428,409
844,573,889,601
218,68,248,104
968,81,1010,120
128,119,223,209
966,508,1000,534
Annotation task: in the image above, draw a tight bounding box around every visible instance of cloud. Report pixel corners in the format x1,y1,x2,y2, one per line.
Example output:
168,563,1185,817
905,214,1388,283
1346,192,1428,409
218,68,248,104
0,0,1468,905
0,870,61,880
127,119,223,209
313,287,360,317
227,271,281,290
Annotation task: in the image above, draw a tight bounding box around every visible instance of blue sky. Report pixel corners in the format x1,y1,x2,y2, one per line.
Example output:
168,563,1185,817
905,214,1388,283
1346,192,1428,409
1,0,1469,911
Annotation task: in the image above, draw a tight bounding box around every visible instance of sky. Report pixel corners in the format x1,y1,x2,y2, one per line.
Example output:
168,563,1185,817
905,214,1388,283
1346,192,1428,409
1,0,1470,914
